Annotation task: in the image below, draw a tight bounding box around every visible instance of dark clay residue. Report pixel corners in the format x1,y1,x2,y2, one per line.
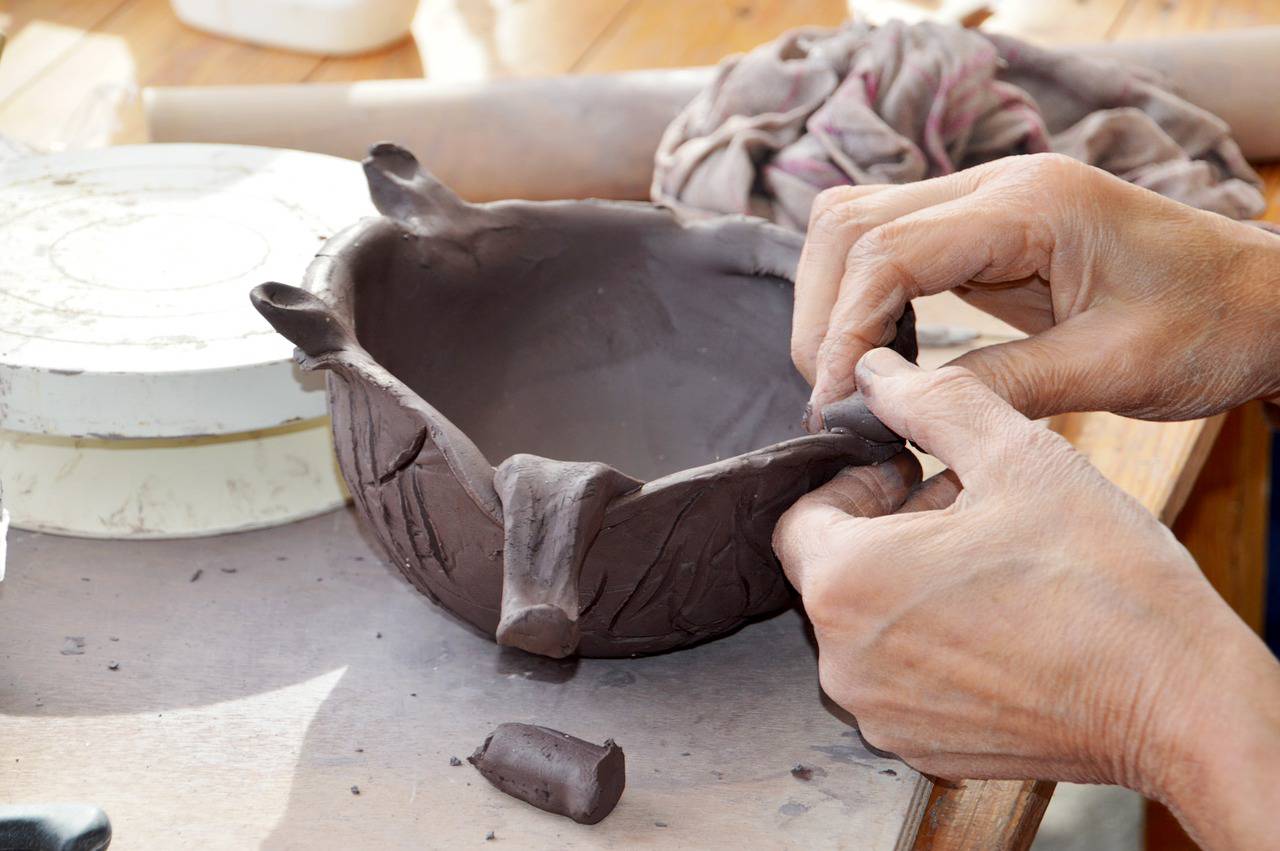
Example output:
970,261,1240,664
251,143,918,659
468,723,625,825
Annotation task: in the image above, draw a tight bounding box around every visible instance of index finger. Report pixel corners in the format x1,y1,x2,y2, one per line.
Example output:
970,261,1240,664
810,191,1053,412
792,171,982,387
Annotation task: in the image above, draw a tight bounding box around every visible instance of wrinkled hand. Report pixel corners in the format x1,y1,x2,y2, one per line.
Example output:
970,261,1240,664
791,153,1280,425
773,349,1280,850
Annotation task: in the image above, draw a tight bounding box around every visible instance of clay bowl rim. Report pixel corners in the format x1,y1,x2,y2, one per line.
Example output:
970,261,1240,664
295,194,894,530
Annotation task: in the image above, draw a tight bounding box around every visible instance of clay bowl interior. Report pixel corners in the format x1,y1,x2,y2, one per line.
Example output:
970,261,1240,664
350,205,813,481
253,146,915,658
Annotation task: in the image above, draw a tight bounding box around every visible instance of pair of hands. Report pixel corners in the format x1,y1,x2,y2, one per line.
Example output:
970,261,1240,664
773,154,1280,848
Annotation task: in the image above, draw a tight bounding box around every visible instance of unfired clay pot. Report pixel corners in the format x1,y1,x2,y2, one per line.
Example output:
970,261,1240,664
251,144,914,658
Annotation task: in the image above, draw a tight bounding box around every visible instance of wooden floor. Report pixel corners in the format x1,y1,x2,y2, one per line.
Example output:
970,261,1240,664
1,1,1277,849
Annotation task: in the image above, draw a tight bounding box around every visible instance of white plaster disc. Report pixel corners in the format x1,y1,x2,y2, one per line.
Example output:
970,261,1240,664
0,421,348,539
0,144,375,438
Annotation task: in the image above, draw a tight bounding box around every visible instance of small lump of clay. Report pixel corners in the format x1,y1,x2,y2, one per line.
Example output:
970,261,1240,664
468,723,625,824
815,304,919,443
818,391,901,443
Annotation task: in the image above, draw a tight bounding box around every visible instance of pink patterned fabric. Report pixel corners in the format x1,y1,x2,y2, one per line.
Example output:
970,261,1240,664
652,21,1265,230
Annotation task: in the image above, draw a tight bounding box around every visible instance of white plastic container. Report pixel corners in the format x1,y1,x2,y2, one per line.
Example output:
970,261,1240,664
0,144,376,538
171,0,419,56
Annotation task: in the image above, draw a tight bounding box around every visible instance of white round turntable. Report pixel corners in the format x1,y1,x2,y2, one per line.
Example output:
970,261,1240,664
0,144,376,537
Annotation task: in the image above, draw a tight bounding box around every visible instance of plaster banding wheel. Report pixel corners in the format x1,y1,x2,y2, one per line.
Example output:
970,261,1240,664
0,144,374,538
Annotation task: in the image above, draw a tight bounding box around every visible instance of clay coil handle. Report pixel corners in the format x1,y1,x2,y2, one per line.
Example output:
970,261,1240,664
493,455,639,659
250,282,356,365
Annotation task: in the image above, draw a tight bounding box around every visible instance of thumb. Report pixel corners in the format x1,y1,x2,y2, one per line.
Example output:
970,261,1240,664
773,452,921,596
855,348,1043,491
946,309,1134,420
796,451,922,521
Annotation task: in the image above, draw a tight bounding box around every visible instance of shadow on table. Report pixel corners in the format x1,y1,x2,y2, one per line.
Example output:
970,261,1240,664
5,506,899,847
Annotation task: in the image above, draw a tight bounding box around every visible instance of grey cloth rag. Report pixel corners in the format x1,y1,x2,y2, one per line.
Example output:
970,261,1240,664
652,21,1266,229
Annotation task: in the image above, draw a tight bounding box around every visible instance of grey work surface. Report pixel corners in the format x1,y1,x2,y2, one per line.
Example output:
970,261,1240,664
0,508,928,849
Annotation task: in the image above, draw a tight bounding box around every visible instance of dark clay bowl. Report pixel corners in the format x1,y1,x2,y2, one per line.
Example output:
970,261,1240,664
251,144,912,658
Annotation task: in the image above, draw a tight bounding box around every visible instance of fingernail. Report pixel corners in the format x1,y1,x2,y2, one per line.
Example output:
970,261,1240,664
858,347,913,378
802,401,823,434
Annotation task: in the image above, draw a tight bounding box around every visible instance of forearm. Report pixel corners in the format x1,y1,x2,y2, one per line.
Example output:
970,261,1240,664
1234,224,1280,405
1155,626,1280,849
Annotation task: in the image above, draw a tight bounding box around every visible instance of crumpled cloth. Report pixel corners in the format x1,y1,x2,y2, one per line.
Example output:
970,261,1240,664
652,21,1266,230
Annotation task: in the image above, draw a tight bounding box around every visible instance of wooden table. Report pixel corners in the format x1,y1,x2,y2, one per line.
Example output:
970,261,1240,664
1,1,1275,848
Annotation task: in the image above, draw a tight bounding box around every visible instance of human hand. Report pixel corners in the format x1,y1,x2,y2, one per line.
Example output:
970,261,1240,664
774,348,1280,849
791,154,1280,426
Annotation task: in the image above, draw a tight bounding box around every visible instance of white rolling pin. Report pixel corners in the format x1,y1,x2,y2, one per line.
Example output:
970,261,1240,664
146,70,712,202
1074,27,1280,164
145,28,1280,205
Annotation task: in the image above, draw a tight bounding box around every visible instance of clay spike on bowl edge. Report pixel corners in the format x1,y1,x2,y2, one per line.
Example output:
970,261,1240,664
250,282,356,362
363,141,475,229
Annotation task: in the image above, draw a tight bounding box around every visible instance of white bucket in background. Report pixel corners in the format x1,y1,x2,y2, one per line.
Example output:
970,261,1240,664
171,0,420,55
0,145,374,538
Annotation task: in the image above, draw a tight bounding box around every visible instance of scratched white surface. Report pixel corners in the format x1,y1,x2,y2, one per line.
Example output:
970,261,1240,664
0,144,374,437
0,508,929,849
0,418,347,538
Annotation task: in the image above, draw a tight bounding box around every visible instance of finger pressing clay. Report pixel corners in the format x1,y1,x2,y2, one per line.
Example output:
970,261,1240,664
468,724,625,825
816,304,918,442
819,392,900,443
